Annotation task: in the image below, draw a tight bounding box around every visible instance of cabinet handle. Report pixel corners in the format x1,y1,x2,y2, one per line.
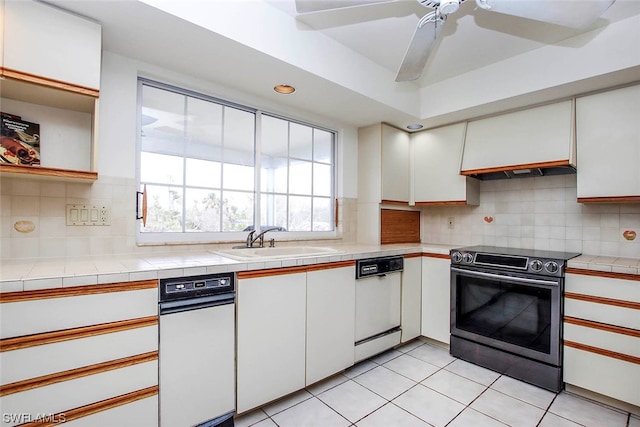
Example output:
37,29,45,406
136,184,148,227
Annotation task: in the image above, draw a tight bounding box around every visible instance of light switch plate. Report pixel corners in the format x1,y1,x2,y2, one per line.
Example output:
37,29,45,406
66,205,111,226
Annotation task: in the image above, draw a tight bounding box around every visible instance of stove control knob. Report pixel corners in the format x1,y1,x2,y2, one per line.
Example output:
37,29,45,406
462,253,474,264
545,261,559,274
451,251,463,263
530,259,543,272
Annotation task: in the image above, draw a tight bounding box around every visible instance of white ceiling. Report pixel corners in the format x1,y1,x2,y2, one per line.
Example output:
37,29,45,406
44,0,640,130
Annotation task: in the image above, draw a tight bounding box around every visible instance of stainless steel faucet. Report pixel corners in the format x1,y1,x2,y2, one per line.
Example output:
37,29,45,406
246,227,281,248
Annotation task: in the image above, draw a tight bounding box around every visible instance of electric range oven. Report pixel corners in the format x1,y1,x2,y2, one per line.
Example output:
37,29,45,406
450,246,580,392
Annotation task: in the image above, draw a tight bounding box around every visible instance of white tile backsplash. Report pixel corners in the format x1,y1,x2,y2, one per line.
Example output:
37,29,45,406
422,174,640,257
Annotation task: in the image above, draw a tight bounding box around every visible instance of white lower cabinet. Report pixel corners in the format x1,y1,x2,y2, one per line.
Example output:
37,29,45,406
0,280,159,427
401,256,422,343
306,266,355,386
421,255,451,344
563,271,640,406
236,271,307,414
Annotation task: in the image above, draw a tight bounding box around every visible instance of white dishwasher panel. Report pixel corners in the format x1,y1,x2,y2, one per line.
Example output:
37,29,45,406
159,303,235,427
355,273,402,342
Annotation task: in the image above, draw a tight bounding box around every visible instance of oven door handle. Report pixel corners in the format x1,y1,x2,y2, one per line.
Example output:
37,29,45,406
451,267,560,287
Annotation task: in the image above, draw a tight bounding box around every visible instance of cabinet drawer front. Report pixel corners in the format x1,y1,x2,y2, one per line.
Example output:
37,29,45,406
0,288,158,339
1,325,158,385
565,299,639,330
564,323,640,358
565,273,640,302
62,395,158,427
564,347,640,407
0,361,157,426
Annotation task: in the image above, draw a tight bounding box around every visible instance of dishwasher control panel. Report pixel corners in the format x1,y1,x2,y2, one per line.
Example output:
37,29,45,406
160,273,235,302
356,255,404,279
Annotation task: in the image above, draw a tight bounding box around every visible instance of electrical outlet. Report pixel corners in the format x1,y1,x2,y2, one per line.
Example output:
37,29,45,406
447,216,455,229
66,205,111,226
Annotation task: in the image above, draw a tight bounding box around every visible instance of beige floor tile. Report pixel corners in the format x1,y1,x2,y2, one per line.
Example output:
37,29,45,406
383,353,440,382
271,397,350,427
470,389,545,427
353,366,417,400
448,408,509,427
422,369,487,405
393,383,465,427
490,375,556,409
407,343,457,368
318,379,387,423
444,359,501,386
548,392,629,427
356,402,431,427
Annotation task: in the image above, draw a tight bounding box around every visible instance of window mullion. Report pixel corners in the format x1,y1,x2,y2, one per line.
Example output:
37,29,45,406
254,112,262,232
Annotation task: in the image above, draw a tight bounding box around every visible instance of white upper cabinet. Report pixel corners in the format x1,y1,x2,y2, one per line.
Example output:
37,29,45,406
358,123,410,205
3,0,102,91
381,124,410,203
461,100,575,174
576,84,640,202
412,123,479,205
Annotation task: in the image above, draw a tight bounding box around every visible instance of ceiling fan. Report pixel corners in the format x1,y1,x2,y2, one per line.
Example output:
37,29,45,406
295,0,616,82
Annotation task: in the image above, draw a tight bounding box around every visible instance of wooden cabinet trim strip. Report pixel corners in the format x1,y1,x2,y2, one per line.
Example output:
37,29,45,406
565,292,640,310
460,160,571,176
404,253,423,259
564,340,640,365
422,252,451,260
0,280,158,303
0,316,158,352
305,260,356,273
564,316,640,338
238,261,356,279
566,267,640,282
414,201,467,206
577,196,640,203
0,351,158,397
0,67,100,98
18,385,159,427
0,163,98,181
381,200,409,206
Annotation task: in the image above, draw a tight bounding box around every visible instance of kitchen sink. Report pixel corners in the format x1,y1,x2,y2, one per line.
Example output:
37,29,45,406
213,246,342,261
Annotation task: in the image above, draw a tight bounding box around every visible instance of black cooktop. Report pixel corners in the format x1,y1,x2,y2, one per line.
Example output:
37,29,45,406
454,245,581,261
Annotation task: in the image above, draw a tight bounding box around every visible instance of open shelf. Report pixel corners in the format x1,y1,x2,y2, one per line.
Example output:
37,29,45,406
0,163,98,183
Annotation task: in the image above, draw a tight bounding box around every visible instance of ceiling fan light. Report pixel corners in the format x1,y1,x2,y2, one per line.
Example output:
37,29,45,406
439,0,460,15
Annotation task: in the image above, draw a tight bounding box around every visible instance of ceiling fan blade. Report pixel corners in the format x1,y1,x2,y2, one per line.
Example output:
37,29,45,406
295,0,394,14
395,14,445,82
475,0,616,29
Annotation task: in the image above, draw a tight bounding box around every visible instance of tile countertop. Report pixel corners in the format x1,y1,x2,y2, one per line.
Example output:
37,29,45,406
567,254,640,275
0,243,449,293
1,243,637,293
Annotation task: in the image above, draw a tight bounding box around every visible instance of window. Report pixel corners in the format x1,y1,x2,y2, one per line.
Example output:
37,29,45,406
137,79,336,244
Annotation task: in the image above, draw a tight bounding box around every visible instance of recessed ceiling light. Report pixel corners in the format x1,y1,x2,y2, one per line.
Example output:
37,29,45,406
274,84,296,94
407,124,423,130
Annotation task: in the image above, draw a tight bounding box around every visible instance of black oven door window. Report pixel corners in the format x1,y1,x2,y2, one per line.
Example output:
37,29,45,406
455,275,553,355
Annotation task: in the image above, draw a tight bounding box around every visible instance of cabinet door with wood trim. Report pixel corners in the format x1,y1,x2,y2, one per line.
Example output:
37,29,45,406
421,254,451,344
3,0,102,90
381,124,410,204
306,264,355,386
401,255,422,343
563,270,640,406
413,123,479,206
0,280,159,427
576,84,640,202
236,270,307,414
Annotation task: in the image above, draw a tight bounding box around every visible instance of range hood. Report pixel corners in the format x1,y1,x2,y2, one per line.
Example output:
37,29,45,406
460,100,576,180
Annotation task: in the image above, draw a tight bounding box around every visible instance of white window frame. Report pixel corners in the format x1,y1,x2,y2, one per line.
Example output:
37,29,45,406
136,78,338,245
